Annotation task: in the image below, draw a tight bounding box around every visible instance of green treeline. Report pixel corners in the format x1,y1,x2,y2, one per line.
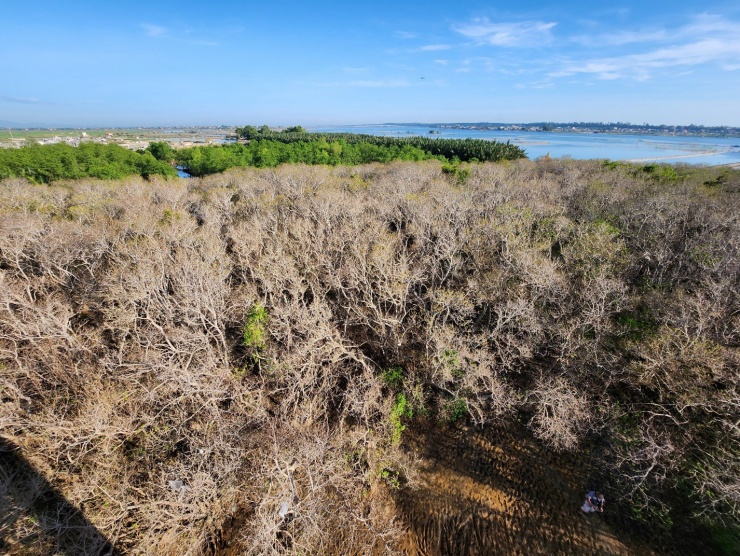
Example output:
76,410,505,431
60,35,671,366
0,142,177,183
233,126,526,161
176,128,526,177
0,129,527,183
175,139,437,177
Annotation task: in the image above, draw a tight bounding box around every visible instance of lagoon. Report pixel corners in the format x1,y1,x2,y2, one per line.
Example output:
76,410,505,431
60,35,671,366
312,124,740,166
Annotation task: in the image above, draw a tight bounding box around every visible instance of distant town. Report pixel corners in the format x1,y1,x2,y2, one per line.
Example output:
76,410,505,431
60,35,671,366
0,126,235,150
415,122,740,137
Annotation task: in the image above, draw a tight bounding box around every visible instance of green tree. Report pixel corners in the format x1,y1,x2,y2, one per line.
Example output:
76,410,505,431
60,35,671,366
147,141,175,162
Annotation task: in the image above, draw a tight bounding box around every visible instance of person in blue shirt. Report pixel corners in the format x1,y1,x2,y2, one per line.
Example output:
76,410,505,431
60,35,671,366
581,491,605,513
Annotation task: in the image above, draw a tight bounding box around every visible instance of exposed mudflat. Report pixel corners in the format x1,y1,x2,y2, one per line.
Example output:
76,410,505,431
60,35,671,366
396,424,660,556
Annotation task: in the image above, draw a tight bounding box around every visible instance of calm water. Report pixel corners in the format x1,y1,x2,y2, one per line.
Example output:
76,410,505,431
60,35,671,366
311,124,740,166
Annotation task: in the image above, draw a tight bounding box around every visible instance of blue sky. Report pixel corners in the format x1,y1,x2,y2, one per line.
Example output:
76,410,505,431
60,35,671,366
2,1,739,127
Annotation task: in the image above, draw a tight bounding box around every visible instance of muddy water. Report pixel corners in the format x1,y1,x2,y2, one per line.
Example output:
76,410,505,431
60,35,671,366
397,424,658,556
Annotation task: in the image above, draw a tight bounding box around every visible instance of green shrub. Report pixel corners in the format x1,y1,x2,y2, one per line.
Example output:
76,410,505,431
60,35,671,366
242,302,268,360
441,397,468,423
389,394,413,444
382,366,404,390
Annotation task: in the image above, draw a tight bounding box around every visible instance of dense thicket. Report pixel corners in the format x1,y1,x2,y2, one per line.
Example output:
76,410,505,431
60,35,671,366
231,126,526,165
0,131,526,184
176,135,525,177
175,139,436,176
0,160,737,554
0,142,177,183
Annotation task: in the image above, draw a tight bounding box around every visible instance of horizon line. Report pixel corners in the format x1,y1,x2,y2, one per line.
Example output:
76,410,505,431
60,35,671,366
3,120,740,130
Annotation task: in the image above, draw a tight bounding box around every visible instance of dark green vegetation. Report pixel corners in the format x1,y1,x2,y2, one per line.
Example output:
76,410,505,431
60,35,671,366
175,138,437,176
176,133,524,177
0,142,177,183
0,160,737,554
1,129,526,182
229,125,526,163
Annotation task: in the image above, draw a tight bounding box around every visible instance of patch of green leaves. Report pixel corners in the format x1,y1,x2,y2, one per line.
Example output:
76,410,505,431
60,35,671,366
441,397,468,423
242,302,268,361
378,466,402,490
382,366,404,390
617,310,658,341
441,349,464,379
389,394,413,444
640,163,679,182
441,160,471,184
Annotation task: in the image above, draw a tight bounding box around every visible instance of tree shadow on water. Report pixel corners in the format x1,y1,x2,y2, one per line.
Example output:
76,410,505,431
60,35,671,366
0,437,120,555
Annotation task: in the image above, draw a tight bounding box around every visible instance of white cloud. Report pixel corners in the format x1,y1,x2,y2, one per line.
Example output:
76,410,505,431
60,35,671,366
572,29,668,47
349,80,410,87
572,13,740,48
550,37,740,81
453,18,556,47
0,95,39,104
452,57,496,73
420,44,451,51
683,13,740,35
395,31,418,39
550,13,740,81
139,23,218,46
434,59,448,65
516,80,554,90
141,23,167,37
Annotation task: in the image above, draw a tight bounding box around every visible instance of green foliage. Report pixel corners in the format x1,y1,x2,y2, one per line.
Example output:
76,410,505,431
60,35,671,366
146,141,175,162
592,218,621,237
617,313,658,341
639,163,680,182
389,394,413,444
702,172,728,188
377,466,402,490
707,525,740,555
441,160,471,184
441,349,464,379
176,138,439,176
159,209,181,225
441,397,468,423
382,366,404,390
689,246,718,268
629,498,674,528
234,125,259,139
242,302,268,360
193,127,526,178
347,174,370,193
0,142,177,182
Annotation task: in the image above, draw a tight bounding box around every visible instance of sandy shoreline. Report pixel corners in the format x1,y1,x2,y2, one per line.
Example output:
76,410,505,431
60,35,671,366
626,151,721,163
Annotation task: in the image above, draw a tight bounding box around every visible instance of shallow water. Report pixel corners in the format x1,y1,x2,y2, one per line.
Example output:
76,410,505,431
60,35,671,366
311,124,740,165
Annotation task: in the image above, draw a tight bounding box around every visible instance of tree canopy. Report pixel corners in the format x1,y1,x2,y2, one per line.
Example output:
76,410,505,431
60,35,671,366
0,142,177,183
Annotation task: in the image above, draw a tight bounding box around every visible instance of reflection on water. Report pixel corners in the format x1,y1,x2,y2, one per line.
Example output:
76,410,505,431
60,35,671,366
312,125,740,165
